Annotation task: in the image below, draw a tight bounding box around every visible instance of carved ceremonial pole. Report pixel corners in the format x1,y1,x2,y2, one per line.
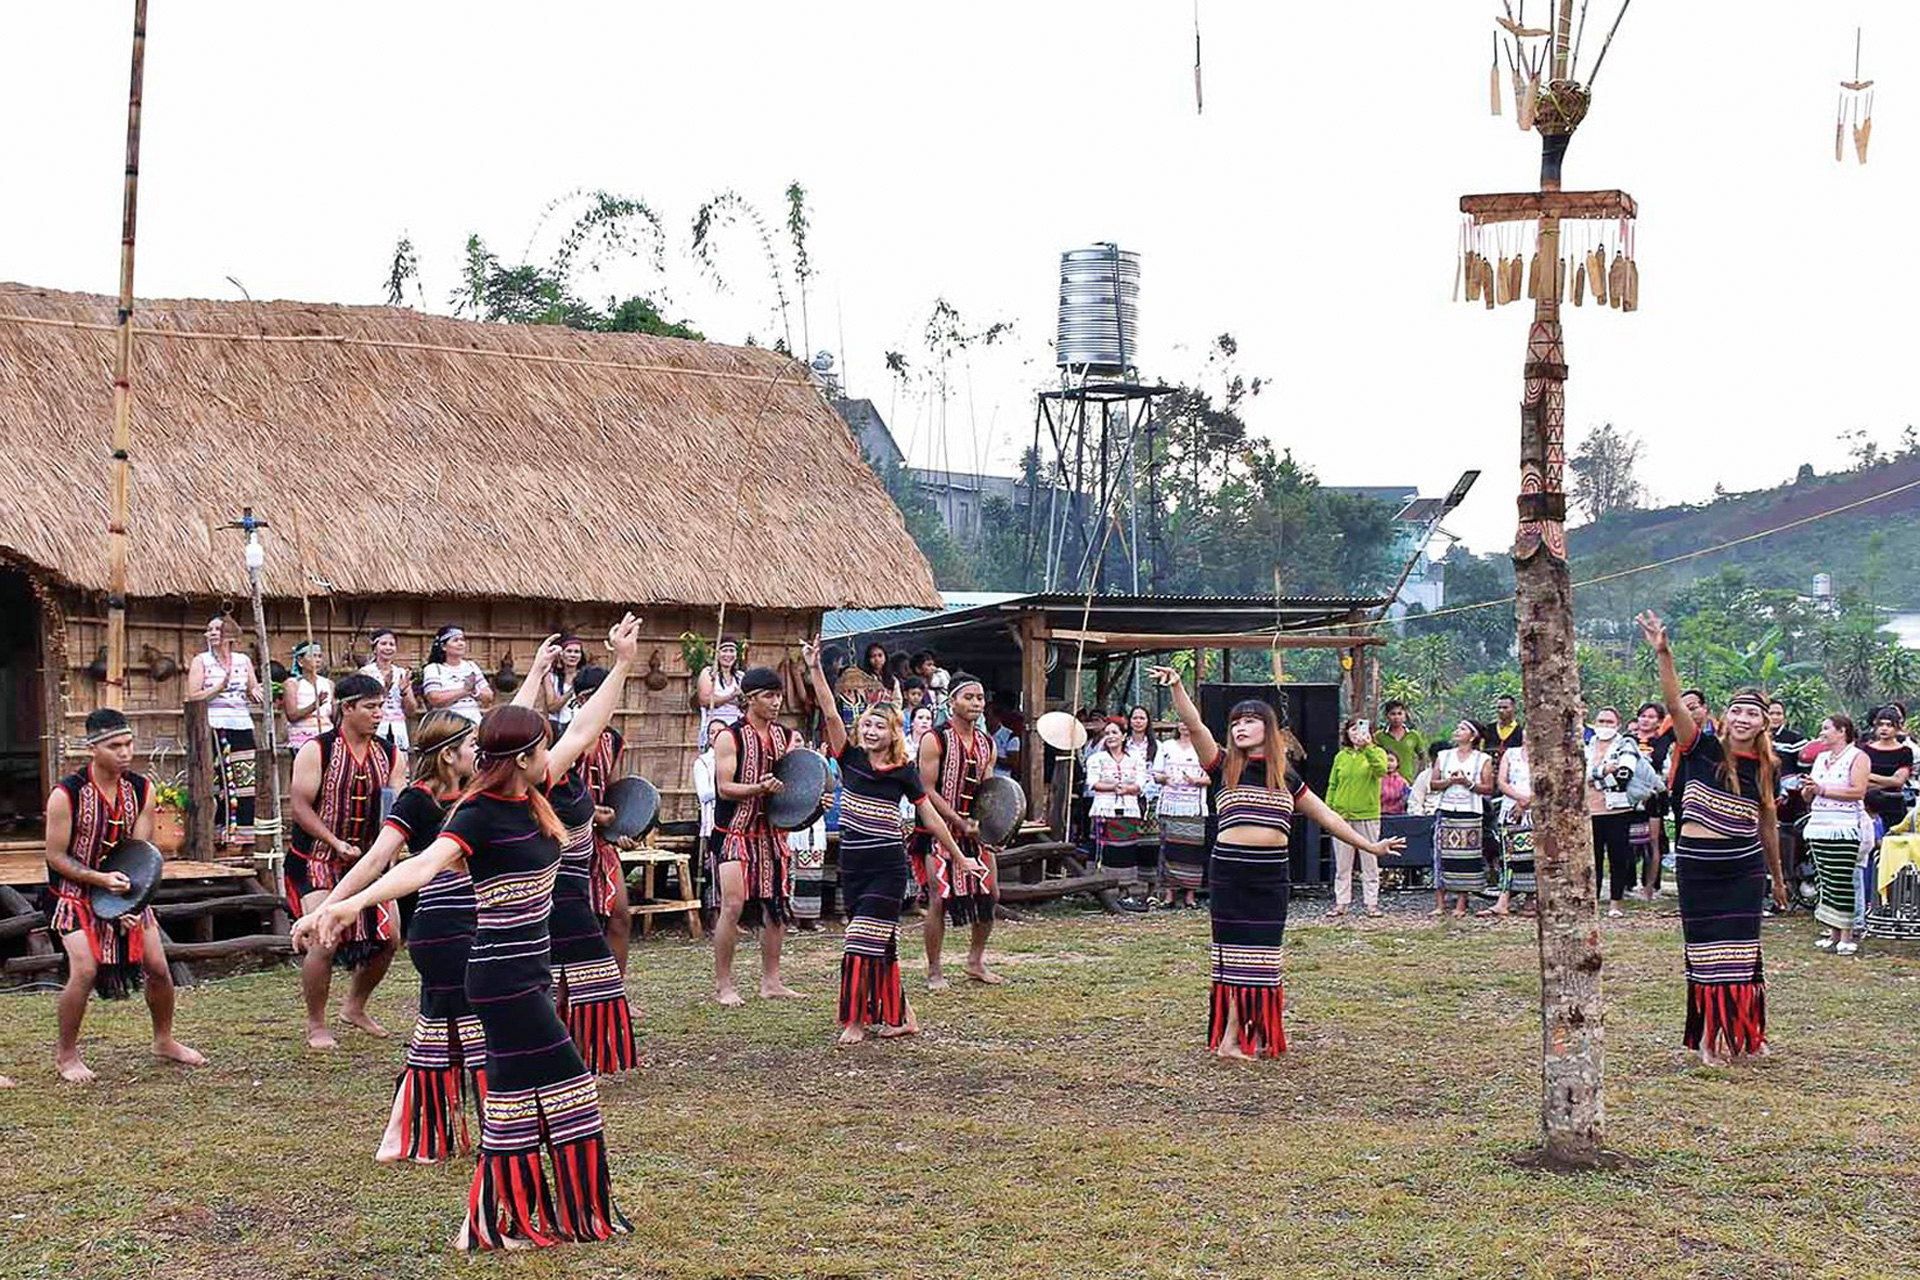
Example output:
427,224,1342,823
1461,0,1637,1168
103,0,149,711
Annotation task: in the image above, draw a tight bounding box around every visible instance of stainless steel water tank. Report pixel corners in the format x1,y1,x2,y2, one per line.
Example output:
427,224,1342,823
1056,244,1140,373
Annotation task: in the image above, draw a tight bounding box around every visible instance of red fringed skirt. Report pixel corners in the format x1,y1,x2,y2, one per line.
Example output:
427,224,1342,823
49,895,149,999
1208,838,1290,1057
1676,834,1769,1057
838,840,909,1029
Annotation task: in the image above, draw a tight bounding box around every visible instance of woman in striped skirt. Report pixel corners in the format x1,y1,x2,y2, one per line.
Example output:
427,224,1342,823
294,710,484,1163
1153,722,1209,907
1089,720,1154,908
801,643,979,1043
1432,722,1494,918
1150,666,1403,1058
1639,611,1790,1065
1482,743,1535,917
1799,715,1869,957
314,619,641,1251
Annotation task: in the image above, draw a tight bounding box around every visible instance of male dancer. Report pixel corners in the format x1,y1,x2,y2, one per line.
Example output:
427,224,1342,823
918,672,1003,988
711,666,805,1005
289,673,398,1047
45,709,204,1082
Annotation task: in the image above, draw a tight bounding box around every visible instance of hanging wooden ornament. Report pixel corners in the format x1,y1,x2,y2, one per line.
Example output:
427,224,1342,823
1507,254,1524,304
1490,34,1503,115
1481,256,1496,310
1838,28,1877,165
1835,95,1847,163
1608,249,1628,310
1854,93,1874,163
1588,247,1607,306
1571,256,1586,306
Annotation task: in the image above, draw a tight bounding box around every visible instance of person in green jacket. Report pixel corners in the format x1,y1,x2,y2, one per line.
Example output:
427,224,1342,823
1326,717,1392,917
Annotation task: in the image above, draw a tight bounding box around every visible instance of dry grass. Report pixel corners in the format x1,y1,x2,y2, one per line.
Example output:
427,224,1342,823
0,282,939,610
2,897,1917,1280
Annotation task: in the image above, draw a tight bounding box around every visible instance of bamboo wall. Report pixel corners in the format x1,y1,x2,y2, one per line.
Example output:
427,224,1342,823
37,584,821,831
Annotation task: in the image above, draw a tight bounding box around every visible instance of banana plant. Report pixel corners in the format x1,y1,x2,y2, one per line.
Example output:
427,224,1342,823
1698,627,1821,693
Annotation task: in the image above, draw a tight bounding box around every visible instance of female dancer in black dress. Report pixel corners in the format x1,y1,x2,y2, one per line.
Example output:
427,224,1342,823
800,641,979,1044
293,710,481,1163
1150,666,1403,1058
1638,611,1789,1065
315,616,640,1251
512,648,639,1074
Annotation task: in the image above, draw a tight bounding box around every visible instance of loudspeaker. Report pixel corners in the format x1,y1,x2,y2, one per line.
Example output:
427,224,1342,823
1196,682,1344,883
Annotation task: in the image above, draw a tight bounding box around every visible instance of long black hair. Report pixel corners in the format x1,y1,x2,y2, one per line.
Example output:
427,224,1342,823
428,624,461,667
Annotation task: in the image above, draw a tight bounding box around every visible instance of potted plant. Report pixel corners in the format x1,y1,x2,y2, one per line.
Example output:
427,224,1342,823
150,781,188,857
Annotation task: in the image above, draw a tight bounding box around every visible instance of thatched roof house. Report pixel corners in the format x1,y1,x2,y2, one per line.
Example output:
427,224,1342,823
0,282,938,833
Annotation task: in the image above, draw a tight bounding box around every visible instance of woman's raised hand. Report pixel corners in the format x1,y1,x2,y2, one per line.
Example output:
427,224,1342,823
526,634,563,683
800,637,822,673
1146,665,1182,690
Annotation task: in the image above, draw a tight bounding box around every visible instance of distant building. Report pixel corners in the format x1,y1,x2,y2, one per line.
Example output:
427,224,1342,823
1324,483,1448,615
833,397,1039,546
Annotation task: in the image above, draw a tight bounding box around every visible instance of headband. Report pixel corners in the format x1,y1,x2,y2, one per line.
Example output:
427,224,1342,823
948,671,984,696
436,627,465,642
477,727,546,764
86,725,135,747
1726,693,1767,714
1457,719,1479,738
740,666,782,695
425,721,476,755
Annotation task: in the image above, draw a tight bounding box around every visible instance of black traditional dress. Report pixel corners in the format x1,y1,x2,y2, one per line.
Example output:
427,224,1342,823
830,744,926,1029
444,790,629,1252
913,719,997,924
378,783,486,1164
1670,729,1770,1056
47,767,151,998
550,768,638,1074
578,728,626,921
714,719,797,926
288,729,397,968
1203,750,1304,1057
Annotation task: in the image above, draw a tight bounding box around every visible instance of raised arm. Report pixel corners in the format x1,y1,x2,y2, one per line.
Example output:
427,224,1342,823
1147,666,1219,766
513,636,560,711
800,639,847,758
1636,611,1693,748
549,615,640,780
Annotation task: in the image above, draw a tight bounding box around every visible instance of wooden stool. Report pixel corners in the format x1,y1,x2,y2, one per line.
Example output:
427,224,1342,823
624,841,703,939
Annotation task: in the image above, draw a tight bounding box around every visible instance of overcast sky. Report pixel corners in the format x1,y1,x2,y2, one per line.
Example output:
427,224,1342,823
3,3,1913,555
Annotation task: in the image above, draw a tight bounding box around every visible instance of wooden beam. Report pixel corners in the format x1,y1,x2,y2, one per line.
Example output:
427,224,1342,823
1050,629,1388,650
1018,611,1047,820
1459,189,1637,224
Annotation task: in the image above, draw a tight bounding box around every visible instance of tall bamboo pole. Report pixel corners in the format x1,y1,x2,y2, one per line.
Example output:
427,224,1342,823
103,0,149,711
1516,0,1606,1166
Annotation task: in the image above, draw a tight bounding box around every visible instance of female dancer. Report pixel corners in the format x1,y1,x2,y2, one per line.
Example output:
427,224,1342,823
513,644,640,1074
361,627,420,775
1153,720,1209,908
184,615,264,854
1432,722,1494,918
1150,666,1402,1058
313,615,641,1251
1638,611,1788,1065
801,642,977,1044
1801,715,1868,956
293,710,483,1163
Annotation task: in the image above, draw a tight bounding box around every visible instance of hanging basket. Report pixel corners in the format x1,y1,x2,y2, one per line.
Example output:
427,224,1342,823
1533,79,1591,136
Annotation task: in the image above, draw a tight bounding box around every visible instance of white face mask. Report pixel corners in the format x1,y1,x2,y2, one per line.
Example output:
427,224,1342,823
1594,725,1618,741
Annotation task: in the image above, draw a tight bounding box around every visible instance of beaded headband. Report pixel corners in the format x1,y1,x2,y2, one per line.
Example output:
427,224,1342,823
1726,693,1767,714
86,726,134,747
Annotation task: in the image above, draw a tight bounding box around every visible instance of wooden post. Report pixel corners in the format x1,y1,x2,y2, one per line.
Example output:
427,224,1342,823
102,0,149,711
1018,612,1047,819
183,699,216,860
1460,0,1618,1168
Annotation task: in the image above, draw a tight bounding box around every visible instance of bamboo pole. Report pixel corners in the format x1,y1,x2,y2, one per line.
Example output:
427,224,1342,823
103,0,149,712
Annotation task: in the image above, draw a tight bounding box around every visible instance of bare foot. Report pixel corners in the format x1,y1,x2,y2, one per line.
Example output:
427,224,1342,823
837,1025,868,1047
1326,906,1348,919
877,1015,919,1039
1451,905,1468,918
963,964,1004,985
340,1008,389,1038
153,1038,206,1066
1212,1039,1253,1062
55,1055,96,1084
0,1075,14,1088
925,973,950,992
1476,905,1509,917
715,987,746,1008
306,1025,339,1050
759,981,806,1000
1426,905,1444,917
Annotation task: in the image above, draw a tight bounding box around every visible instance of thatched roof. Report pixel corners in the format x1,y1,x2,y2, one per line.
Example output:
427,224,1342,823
0,283,940,610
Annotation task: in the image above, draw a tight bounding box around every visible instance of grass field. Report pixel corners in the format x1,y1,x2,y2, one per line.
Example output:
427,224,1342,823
3,895,1917,1280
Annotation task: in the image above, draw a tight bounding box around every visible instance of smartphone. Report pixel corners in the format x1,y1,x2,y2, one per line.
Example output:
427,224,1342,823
1354,719,1369,735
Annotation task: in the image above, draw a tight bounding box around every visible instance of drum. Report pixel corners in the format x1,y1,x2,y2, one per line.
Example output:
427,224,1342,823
768,748,830,831
1036,710,1088,752
89,838,165,921
601,775,661,843
973,775,1026,848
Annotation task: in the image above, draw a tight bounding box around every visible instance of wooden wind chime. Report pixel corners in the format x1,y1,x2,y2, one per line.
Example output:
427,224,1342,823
1460,1,1639,314
1837,27,1875,165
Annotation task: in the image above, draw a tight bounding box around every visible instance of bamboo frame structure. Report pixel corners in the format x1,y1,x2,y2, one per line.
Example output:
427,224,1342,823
103,0,148,711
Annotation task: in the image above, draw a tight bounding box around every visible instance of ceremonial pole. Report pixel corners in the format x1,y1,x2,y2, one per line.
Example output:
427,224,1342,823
103,0,149,710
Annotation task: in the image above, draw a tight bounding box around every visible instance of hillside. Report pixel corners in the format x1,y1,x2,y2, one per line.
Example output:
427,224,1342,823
1566,455,1920,610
